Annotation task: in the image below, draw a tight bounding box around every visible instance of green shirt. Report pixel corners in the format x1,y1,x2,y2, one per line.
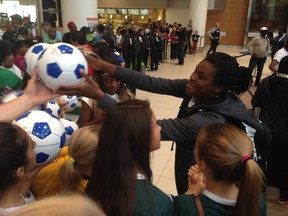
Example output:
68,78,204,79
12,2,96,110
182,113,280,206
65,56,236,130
174,190,267,216
0,68,22,97
134,179,174,216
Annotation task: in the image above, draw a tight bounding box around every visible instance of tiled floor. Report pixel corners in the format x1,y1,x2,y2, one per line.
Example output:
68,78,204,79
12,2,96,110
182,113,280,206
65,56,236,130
133,47,288,215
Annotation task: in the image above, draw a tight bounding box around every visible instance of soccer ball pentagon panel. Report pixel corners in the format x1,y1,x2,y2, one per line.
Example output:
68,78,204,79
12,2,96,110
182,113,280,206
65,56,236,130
46,100,63,118
25,43,50,76
36,43,88,90
14,110,66,165
59,118,78,146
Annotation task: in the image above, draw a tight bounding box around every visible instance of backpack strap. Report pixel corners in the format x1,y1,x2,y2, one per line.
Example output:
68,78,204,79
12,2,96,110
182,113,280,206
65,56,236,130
195,195,205,216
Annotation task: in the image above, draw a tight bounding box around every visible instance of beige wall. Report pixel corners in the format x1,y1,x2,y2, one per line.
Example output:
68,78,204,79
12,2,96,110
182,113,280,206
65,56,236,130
165,8,190,26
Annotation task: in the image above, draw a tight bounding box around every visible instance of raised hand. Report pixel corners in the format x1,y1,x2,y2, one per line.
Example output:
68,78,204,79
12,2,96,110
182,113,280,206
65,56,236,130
56,70,105,101
185,165,206,195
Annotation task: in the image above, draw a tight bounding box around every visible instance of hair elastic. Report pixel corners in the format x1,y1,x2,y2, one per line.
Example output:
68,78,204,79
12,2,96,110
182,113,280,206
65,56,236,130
69,157,75,164
240,154,251,164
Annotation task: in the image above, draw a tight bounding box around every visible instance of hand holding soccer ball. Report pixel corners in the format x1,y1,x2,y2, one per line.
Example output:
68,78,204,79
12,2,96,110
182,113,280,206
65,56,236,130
25,42,88,90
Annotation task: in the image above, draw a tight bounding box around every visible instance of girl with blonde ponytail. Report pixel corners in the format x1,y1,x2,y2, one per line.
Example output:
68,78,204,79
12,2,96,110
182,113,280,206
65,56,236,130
31,125,100,197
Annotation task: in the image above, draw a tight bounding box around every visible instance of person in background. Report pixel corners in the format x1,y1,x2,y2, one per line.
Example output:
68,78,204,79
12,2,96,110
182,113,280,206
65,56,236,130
191,30,200,55
2,14,33,43
174,123,267,216
185,19,193,54
148,26,162,71
31,125,100,197
175,23,187,66
0,122,39,215
270,28,287,60
269,39,288,73
0,40,22,97
115,27,123,53
41,21,62,43
13,39,33,74
67,21,77,33
43,27,61,44
85,99,174,216
206,22,221,56
62,21,77,44
170,26,178,60
70,31,94,76
132,19,141,32
135,28,148,72
252,56,288,206
246,26,270,86
94,24,105,43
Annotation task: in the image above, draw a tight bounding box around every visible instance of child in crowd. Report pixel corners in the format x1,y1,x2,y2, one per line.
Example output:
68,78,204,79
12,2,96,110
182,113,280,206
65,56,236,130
13,39,33,74
0,40,22,97
174,123,267,215
191,30,200,55
31,125,100,197
85,99,174,216
0,123,39,215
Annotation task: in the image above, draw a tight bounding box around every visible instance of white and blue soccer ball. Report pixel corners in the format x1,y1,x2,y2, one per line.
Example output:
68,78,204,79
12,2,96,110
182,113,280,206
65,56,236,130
14,110,66,165
36,42,88,90
25,43,50,76
59,118,78,146
46,100,63,118
2,91,46,111
58,95,78,112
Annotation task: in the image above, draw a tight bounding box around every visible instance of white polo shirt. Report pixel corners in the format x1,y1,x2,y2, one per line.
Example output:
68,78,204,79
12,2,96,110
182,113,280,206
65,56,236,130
273,47,288,70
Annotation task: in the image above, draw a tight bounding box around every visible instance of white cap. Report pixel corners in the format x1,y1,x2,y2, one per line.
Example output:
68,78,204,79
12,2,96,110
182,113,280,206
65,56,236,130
260,27,268,31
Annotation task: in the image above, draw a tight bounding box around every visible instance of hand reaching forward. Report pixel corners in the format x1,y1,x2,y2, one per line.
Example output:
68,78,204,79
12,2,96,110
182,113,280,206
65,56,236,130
24,69,60,106
56,70,105,101
185,164,206,195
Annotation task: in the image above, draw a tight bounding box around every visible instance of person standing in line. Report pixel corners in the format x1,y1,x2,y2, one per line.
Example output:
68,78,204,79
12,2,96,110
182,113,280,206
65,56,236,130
206,22,221,56
191,30,200,55
175,23,187,66
246,27,270,86
185,19,193,54
252,56,288,206
170,26,178,60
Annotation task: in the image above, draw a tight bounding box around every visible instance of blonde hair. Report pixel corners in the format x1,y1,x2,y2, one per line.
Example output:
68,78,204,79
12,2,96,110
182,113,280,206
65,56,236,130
60,125,100,193
11,194,106,216
196,123,266,216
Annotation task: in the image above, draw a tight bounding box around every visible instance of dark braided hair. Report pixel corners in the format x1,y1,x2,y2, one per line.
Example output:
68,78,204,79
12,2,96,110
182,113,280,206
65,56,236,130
205,52,252,95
